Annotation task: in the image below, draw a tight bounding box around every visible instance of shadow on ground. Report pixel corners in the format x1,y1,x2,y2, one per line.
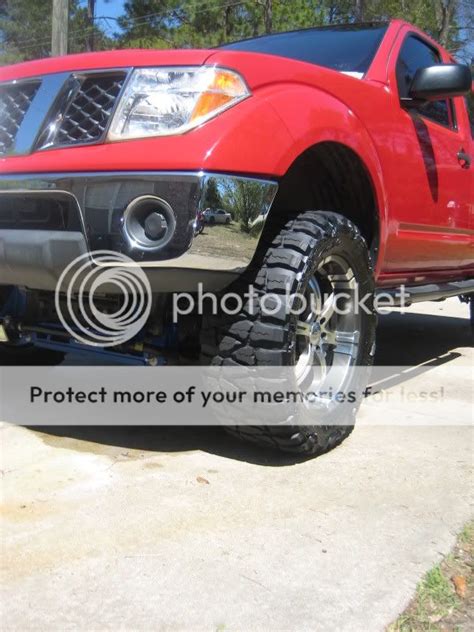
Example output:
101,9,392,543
373,310,471,366
32,308,472,465
34,425,304,466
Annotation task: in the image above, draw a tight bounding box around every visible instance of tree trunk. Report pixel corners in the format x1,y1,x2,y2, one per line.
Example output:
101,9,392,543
263,0,272,34
435,0,455,48
87,0,95,52
222,3,232,43
355,0,365,22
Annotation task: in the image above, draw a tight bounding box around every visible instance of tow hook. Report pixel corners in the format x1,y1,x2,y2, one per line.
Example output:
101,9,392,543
0,317,26,344
0,322,9,343
0,316,14,343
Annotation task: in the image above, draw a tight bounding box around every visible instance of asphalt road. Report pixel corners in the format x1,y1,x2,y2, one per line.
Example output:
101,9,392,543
1,298,473,631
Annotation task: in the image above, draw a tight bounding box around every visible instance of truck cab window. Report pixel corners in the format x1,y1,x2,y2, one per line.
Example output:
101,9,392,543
396,35,454,129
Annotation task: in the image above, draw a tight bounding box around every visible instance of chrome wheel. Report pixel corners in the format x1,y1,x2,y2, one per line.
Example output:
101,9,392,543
294,254,361,403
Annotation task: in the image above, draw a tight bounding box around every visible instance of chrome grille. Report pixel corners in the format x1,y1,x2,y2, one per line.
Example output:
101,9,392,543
55,73,126,145
0,82,40,155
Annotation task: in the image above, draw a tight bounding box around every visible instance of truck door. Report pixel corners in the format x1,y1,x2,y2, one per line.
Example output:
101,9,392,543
385,32,473,272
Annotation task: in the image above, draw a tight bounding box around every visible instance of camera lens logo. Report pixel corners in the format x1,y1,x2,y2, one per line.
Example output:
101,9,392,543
55,251,152,347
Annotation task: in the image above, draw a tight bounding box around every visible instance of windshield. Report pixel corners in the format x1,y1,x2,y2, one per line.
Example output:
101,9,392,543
220,23,388,75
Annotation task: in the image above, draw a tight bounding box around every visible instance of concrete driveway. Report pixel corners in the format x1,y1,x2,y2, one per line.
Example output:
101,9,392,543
1,298,472,631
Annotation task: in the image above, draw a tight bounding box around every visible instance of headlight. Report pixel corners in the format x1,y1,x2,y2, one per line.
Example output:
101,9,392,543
108,66,250,140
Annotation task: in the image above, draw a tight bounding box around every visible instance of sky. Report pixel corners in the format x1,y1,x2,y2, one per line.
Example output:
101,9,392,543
88,0,126,34
96,0,125,20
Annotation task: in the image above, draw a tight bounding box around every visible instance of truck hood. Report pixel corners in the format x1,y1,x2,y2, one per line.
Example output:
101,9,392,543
0,48,215,82
1,46,368,96
205,48,370,93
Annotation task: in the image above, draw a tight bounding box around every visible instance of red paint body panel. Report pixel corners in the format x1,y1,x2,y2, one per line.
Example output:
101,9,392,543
0,49,215,81
0,19,472,285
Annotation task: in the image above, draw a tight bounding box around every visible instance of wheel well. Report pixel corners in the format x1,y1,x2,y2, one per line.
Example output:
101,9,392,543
268,142,379,254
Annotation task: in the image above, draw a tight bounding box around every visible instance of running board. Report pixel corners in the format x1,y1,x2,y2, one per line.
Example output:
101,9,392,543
376,279,474,306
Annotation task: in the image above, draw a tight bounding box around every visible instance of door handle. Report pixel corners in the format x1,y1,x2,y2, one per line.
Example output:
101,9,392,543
457,150,471,169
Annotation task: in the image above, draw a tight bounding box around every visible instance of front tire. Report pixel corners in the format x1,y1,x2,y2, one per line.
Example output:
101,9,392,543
201,210,376,456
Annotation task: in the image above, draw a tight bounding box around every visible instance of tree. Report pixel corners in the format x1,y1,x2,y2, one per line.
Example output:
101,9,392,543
117,0,180,48
222,179,273,233
117,0,264,48
256,0,273,33
354,0,366,20
0,0,110,64
202,178,222,210
87,0,96,52
2,1,471,68
351,0,470,56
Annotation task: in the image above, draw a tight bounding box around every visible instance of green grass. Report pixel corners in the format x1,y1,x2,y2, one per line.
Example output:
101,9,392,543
458,521,474,545
391,566,459,631
389,521,473,632
193,222,257,260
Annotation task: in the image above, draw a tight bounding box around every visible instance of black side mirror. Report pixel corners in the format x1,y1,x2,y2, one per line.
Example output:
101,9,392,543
409,64,472,101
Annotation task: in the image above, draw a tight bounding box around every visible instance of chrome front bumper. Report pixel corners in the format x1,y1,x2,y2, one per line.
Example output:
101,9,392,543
0,171,278,291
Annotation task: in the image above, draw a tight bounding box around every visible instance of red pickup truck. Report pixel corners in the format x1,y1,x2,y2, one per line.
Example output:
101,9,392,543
0,20,472,454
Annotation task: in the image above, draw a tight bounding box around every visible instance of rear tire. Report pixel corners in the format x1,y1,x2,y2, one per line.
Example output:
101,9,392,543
201,210,376,456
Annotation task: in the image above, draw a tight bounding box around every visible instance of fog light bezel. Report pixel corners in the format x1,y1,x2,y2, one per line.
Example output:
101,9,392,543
122,195,177,252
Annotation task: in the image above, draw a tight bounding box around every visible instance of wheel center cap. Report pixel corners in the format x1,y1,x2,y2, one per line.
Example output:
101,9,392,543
309,322,321,344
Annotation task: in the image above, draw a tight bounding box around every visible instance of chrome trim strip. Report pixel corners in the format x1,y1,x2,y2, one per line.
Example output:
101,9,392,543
34,73,83,150
0,188,91,249
11,73,70,156
36,68,133,152
0,171,279,275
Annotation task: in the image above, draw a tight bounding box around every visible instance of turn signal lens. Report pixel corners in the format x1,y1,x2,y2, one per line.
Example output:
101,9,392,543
190,70,248,122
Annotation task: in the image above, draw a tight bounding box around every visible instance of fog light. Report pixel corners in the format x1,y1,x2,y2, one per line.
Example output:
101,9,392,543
144,211,167,241
123,195,176,251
